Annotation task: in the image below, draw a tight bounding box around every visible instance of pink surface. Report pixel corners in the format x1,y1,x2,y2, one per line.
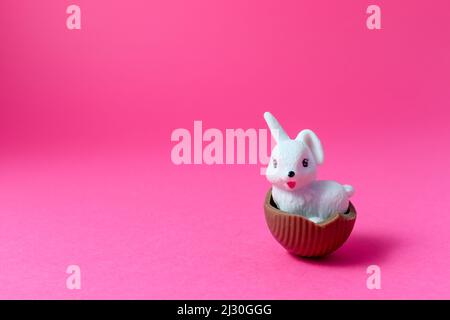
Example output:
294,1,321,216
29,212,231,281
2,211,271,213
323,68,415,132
0,0,450,299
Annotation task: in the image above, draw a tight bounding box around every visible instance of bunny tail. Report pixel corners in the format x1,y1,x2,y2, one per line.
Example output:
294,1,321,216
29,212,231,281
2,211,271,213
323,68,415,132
343,185,355,197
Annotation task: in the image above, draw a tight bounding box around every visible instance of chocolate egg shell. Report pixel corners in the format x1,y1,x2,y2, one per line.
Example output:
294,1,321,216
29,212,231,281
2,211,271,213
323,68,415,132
264,188,356,257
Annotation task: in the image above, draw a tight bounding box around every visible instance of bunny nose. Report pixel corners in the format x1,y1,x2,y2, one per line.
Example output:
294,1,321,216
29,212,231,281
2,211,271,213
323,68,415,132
288,171,295,178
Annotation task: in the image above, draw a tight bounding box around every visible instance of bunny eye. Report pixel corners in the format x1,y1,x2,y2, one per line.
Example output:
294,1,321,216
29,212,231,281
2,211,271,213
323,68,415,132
273,159,278,169
302,159,309,167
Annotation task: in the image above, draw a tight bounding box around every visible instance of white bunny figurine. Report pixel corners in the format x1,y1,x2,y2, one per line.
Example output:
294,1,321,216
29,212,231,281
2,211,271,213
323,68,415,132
264,112,354,223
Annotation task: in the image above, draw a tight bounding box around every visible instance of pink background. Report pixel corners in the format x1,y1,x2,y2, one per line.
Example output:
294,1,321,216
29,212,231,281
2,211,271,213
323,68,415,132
1,0,450,299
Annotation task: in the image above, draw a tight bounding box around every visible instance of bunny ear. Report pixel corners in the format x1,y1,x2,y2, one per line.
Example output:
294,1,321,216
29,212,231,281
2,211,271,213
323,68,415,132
296,129,324,165
264,112,289,143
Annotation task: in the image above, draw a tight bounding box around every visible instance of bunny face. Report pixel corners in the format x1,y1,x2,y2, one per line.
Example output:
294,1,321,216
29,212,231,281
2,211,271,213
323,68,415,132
264,112,324,191
266,139,317,191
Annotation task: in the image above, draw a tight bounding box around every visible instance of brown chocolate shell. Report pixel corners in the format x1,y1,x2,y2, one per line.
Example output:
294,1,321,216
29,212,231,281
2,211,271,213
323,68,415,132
264,188,356,257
